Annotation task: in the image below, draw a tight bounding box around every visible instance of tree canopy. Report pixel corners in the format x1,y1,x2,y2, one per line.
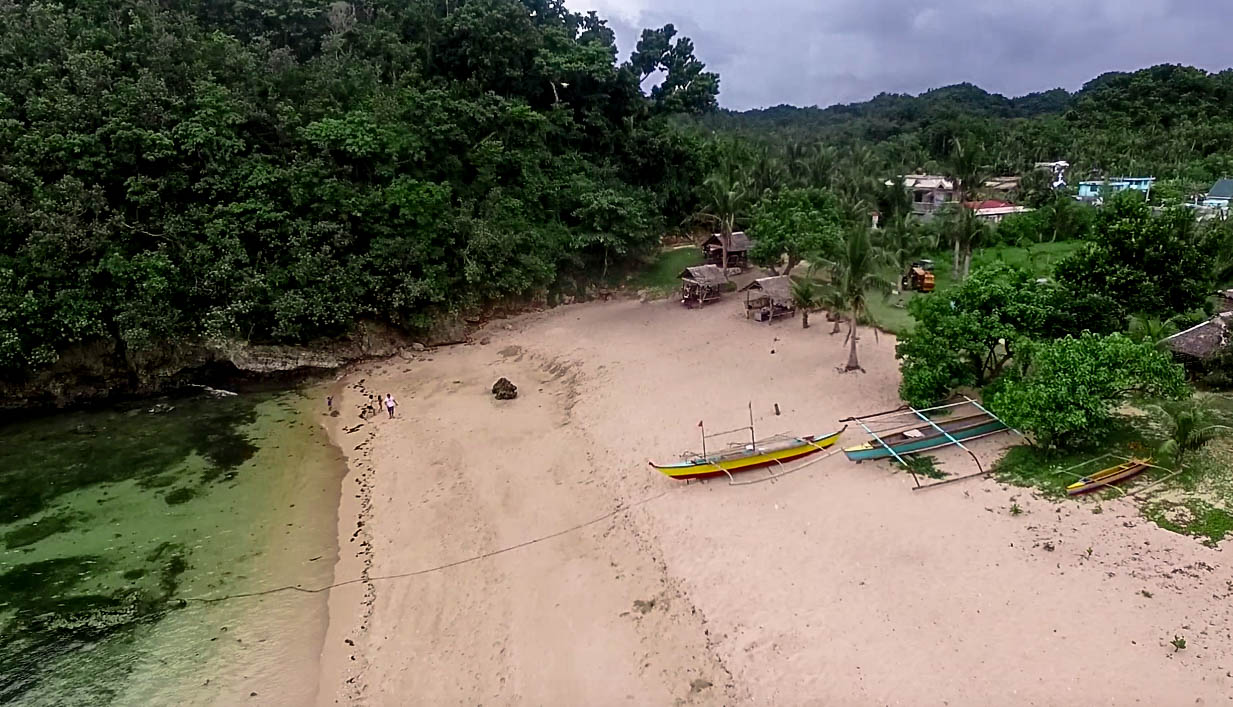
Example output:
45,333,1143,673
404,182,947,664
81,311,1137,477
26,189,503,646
988,332,1187,450
1054,194,1214,323
897,264,1051,406
0,0,718,377
748,188,842,275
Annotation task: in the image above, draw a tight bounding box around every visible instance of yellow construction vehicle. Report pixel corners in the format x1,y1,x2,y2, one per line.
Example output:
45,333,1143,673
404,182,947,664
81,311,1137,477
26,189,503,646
900,260,935,293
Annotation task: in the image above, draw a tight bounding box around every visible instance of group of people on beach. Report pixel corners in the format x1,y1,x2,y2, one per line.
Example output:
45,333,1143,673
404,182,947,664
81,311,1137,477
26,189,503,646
327,393,398,418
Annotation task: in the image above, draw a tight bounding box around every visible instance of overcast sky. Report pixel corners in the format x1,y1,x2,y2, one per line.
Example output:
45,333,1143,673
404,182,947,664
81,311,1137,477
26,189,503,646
569,0,1232,111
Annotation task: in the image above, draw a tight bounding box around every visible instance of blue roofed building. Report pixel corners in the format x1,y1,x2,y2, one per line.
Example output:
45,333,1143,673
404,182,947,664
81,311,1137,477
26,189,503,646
1203,178,1233,209
1077,177,1155,200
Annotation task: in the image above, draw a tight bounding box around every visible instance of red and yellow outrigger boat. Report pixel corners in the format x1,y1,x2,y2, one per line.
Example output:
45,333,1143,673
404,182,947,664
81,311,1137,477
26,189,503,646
650,429,845,480
650,404,845,480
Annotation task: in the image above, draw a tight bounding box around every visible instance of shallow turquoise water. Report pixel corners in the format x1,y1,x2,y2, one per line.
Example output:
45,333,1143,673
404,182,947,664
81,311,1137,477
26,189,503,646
0,390,343,705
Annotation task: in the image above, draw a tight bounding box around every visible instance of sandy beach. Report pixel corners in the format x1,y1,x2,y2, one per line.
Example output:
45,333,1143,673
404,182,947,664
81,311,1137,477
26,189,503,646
316,295,1233,706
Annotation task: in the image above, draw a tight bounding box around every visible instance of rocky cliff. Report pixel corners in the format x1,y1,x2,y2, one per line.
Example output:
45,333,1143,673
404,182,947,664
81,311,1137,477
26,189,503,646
0,317,472,409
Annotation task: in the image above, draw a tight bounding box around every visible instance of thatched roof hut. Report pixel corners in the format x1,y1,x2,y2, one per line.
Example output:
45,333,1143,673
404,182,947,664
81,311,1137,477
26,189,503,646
739,275,796,322
740,275,793,304
679,265,727,287
1216,289,1233,313
703,231,753,253
702,231,754,268
678,264,727,307
1163,313,1233,362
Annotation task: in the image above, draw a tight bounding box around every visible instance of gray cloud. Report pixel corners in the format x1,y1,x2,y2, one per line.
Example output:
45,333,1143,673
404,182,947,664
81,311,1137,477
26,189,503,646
569,0,1232,110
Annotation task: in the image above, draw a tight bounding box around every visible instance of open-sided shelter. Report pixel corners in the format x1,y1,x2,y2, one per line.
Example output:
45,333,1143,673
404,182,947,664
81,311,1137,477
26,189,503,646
740,275,796,322
678,265,727,307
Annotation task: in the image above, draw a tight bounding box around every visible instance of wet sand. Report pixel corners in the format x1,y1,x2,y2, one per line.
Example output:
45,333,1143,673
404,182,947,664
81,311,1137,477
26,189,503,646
317,296,1233,705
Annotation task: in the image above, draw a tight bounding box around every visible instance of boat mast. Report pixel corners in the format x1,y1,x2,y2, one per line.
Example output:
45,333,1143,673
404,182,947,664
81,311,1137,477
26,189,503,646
748,401,756,447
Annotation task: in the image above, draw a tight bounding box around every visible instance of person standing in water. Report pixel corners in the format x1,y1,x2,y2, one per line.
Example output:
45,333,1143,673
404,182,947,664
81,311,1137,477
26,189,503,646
384,393,396,418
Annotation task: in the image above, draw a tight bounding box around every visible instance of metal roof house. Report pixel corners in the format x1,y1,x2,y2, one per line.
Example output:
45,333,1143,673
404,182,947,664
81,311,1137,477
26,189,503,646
1077,177,1155,201
1204,179,1233,209
983,176,1021,196
1035,161,1070,189
897,175,957,216
964,199,1033,223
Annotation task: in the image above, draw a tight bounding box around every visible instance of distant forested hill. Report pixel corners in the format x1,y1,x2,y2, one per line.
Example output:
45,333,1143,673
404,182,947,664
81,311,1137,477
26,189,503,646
702,64,1233,182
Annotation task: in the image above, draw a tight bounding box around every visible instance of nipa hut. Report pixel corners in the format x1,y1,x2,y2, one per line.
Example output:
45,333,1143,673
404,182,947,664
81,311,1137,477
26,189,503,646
1163,312,1233,364
1216,289,1233,313
678,265,727,307
702,231,753,269
740,275,796,322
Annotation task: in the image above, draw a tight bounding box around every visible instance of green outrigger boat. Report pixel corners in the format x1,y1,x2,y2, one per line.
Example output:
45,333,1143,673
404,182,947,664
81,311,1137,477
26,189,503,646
842,412,1007,461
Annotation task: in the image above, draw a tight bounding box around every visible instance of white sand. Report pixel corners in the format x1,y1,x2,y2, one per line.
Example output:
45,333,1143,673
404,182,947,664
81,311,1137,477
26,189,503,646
317,296,1233,705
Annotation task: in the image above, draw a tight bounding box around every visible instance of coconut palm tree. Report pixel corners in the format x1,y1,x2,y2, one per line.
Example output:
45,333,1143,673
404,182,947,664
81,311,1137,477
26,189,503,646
744,145,787,198
1128,315,1179,349
941,136,990,276
816,279,848,335
1147,395,1233,467
820,225,893,372
790,277,819,329
876,217,936,280
939,205,991,279
695,168,749,274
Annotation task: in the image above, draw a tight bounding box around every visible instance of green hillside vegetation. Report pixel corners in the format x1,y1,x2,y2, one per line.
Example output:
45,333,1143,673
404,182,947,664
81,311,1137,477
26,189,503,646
6,0,1233,431
0,0,717,378
702,64,1233,185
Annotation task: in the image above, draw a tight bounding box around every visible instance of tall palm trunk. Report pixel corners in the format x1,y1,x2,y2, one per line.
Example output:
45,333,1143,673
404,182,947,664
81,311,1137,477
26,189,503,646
801,309,810,329
845,321,862,372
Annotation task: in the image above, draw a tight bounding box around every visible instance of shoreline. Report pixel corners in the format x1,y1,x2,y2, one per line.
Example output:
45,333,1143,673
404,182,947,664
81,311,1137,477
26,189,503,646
311,296,1233,705
316,376,379,705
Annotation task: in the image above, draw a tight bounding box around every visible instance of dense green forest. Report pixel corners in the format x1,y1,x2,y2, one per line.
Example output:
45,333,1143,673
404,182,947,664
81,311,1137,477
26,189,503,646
703,64,1233,186
5,0,1233,393
0,0,717,377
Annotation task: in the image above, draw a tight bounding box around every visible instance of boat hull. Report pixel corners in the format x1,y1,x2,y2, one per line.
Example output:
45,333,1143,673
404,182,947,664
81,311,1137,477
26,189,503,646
1066,459,1150,495
843,420,1007,461
651,429,844,480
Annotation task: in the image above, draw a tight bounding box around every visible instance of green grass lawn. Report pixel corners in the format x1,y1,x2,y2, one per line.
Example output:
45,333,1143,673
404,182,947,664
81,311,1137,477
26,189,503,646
868,240,1086,336
992,395,1233,545
626,246,703,295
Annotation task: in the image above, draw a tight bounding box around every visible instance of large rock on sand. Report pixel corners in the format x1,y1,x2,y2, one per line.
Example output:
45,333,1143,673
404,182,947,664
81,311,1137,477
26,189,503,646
492,378,518,400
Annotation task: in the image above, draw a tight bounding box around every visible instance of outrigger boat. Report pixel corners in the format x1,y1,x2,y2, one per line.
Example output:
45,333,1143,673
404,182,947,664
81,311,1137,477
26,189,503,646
650,428,845,480
1066,457,1151,495
842,411,1007,461
840,397,1019,490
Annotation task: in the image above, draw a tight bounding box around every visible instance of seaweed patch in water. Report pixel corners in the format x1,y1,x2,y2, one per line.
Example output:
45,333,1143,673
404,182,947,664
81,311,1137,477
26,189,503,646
0,546,194,702
0,556,104,609
0,395,264,525
137,473,177,490
164,487,197,505
2,511,85,550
